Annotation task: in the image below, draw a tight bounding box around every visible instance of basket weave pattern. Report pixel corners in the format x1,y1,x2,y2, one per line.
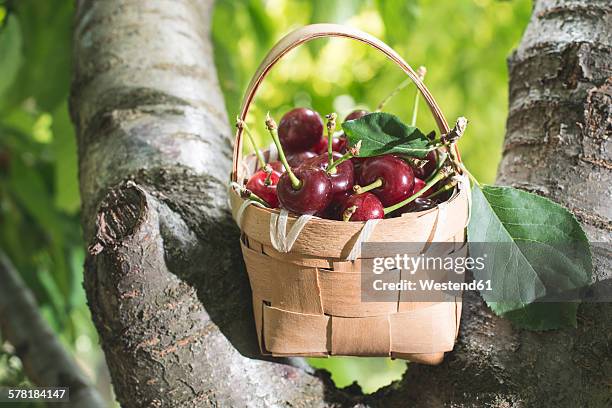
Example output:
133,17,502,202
241,236,464,363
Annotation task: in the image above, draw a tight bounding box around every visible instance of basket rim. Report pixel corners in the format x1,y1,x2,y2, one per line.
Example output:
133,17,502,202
229,182,464,226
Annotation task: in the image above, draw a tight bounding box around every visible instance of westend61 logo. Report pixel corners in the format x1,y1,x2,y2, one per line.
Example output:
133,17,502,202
361,241,605,304
360,242,492,302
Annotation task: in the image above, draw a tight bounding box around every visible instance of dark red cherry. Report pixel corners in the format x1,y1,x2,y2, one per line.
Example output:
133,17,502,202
332,136,348,153
312,136,349,155
395,198,437,215
413,151,437,180
344,109,369,122
246,169,281,208
287,151,316,168
277,167,332,215
352,157,367,183
259,161,285,173
312,138,328,155
278,108,324,153
412,177,432,197
266,161,286,173
319,190,352,220
341,193,384,221
359,155,415,207
302,152,354,195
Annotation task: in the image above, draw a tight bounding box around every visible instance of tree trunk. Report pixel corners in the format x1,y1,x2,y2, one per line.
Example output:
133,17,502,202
70,0,611,407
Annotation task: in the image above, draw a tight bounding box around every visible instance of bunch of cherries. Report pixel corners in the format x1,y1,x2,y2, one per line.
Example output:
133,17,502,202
240,107,452,222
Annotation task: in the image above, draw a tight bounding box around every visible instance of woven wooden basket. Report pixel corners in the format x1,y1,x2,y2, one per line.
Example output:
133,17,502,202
229,24,469,365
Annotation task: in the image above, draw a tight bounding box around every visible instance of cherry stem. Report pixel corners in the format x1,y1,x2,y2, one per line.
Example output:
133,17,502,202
263,164,273,186
425,152,448,183
325,113,337,170
240,188,269,207
411,66,427,127
342,205,358,222
376,78,412,112
265,113,302,190
237,118,266,169
427,179,458,199
327,152,350,174
383,169,447,215
326,140,361,174
353,178,383,194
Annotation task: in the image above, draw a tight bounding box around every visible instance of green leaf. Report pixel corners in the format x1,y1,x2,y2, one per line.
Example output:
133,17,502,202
376,0,419,44
246,0,273,49
468,184,592,330
0,0,73,112
502,303,579,331
51,102,80,214
341,112,431,158
0,15,23,98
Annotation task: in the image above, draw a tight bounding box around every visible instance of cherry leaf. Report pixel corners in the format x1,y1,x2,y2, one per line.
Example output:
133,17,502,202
468,184,592,330
342,112,432,158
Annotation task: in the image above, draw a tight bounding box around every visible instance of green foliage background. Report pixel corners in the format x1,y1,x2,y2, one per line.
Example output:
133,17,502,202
0,0,531,402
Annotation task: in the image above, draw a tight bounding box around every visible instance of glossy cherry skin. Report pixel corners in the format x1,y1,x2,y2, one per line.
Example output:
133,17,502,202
302,152,354,195
258,161,285,173
287,151,317,168
413,151,437,180
341,192,384,221
312,137,327,155
246,169,281,208
278,108,324,153
360,155,415,207
333,136,348,153
411,177,432,197
394,198,437,215
269,161,285,173
319,190,351,220
312,136,348,155
353,157,369,183
352,157,368,183
277,167,332,215
344,109,369,122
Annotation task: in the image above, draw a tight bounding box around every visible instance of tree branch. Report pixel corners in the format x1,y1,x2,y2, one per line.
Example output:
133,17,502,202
0,252,105,408
71,1,341,406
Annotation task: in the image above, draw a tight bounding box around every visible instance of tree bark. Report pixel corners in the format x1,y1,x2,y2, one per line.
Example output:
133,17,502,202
70,0,611,407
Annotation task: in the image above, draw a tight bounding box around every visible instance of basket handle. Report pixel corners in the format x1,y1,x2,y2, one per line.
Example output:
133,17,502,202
231,23,451,182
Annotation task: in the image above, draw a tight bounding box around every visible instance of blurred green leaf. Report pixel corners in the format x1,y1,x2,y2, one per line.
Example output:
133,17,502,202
213,1,243,122
38,266,66,325
0,14,22,98
52,102,80,214
376,0,419,44
0,0,73,112
8,152,63,236
68,247,86,309
308,357,406,393
246,0,273,50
